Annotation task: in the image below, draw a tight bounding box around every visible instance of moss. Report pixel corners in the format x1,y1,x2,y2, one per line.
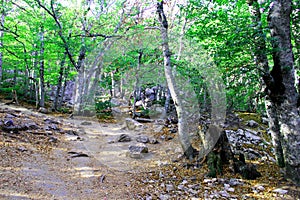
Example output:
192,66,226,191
207,151,222,177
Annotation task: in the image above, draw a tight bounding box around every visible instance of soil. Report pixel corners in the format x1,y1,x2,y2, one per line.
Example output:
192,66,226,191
0,103,181,199
0,102,299,200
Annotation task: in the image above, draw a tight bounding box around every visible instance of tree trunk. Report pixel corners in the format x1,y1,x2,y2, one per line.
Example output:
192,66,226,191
73,63,85,115
157,2,196,159
267,0,300,185
0,7,5,82
53,51,67,111
248,0,285,167
132,51,142,119
38,25,45,108
58,65,70,110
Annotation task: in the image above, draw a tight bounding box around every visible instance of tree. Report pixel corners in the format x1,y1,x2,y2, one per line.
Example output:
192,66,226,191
265,0,300,184
157,1,197,159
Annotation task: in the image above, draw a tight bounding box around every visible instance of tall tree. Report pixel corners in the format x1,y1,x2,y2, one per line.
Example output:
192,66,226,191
265,0,299,184
38,20,45,108
0,0,6,81
157,1,197,159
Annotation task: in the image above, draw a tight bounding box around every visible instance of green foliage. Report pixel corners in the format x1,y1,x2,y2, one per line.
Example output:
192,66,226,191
186,0,265,112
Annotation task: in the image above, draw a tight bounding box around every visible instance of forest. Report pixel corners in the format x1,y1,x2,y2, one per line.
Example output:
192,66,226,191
0,0,299,199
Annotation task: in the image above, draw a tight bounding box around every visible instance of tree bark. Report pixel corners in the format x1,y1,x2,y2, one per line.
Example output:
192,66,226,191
53,51,67,111
267,0,300,184
157,1,196,159
0,6,5,82
248,0,285,167
38,24,45,108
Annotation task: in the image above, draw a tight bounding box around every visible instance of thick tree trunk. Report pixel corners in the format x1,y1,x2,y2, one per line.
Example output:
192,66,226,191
267,0,300,185
157,2,196,159
248,0,285,167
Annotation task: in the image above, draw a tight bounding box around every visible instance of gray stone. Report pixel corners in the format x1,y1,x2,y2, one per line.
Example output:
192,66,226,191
247,120,259,128
261,117,269,125
125,118,146,131
166,184,174,192
228,178,244,186
272,188,288,194
4,119,13,126
136,135,150,143
244,130,262,142
159,194,170,200
25,122,39,130
153,124,164,133
117,134,132,142
38,107,48,114
128,143,148,153
219,190,230,198
44,118,59,124
5,114,15,118
80,121,92,125
49,136,58,143
255,185,265,191
149,138,159,144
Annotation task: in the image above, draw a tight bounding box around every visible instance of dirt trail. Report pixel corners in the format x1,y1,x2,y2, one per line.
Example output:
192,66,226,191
0,103,180,199
67,117,181,172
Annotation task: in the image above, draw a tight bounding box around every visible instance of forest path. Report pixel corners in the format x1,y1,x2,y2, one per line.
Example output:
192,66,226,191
0,103,180,199
65,117,181,172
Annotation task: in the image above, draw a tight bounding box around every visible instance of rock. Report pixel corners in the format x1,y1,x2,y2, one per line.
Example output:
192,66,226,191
169,128,177,133
159,194,170,200
261,117,269,125
117,134,132,142
4,119,14,126
166,184,174,192
38,107,48,114
25,122,39,130
145,195,152,200
107,139,115,144
238,163,261,180
5,113,16,118
272,188,288,195
244,129,262,142
50,124,59,130
181,180,188,185
65,135,80,141
255,185,265,192
110,98,127,106
125,118,146,131
149,138,159,144
68,151,89,158
48,136,58,143
219,190,230,198
44,118,59,124
17,146,27,152
247,120,259,128
153,124,164,133
136,135,150,143
177,184,185,190
129,143,148,153
80,121,92,125
228,178,244,186
148,104,165,119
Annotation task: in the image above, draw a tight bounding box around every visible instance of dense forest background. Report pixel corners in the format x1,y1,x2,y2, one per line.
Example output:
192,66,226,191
0,0,299,185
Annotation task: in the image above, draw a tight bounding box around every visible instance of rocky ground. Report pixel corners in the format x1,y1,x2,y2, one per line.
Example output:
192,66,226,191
0,102,299,200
